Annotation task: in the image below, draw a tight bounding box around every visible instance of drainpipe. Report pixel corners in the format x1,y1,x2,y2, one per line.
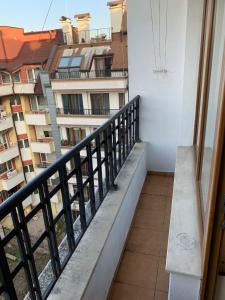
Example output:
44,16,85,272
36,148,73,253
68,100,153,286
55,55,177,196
39,71,61,159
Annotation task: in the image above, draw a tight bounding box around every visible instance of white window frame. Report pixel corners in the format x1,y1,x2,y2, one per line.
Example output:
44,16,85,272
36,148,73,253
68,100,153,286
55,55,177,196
1,71,11,84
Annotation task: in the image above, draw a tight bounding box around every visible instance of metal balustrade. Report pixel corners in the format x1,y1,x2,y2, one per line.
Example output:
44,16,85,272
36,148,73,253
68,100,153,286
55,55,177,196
51,69,128,80
57,107,119,116
0,96,140,299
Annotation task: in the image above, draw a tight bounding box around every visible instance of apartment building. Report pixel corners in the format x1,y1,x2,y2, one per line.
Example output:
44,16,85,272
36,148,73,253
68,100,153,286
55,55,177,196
0,27,63,226
0,0,127,227
46,1,128,201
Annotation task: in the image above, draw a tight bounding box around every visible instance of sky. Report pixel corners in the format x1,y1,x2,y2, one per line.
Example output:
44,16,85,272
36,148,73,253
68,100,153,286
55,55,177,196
0,0,110,32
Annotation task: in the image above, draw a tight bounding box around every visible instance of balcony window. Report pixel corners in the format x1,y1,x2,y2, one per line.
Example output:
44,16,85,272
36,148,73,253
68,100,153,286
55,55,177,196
43,131,52,138
13,112,24,121
23,164,34,173
62,94,84,114
63,128,86,146
9,95,21,106
1,71,11,84
27,68,39,82
119,93,125,109
91,93,110,115
95,56,112,77
18,139,29,148
29,95,48,112
12,71,20,83
0,160,13,175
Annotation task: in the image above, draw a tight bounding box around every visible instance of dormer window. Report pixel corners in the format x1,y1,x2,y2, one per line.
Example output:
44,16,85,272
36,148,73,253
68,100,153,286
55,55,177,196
58,56,83,69
1,72,11,84
12,71,20,83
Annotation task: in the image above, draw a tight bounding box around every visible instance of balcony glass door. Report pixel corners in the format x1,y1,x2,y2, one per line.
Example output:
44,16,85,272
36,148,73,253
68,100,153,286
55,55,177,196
66,128,86,146
91,93,110,115
62,94,84,114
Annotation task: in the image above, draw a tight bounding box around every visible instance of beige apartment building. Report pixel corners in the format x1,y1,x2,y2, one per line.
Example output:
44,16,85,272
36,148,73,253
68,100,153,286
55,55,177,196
0,0,128,228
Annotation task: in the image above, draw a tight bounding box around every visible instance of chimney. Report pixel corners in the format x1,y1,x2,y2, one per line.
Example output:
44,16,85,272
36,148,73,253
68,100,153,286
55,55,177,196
107,1,124,33
60,16,73,45
74,13,91,43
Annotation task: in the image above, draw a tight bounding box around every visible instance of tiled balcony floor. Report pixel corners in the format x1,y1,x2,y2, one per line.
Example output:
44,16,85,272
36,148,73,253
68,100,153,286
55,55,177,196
108,174,174,300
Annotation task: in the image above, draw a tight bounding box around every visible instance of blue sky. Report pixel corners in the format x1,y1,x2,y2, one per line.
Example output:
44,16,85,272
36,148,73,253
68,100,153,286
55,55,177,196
0,0,110,32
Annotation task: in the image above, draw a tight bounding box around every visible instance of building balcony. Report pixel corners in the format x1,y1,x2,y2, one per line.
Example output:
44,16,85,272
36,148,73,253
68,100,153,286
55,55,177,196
13,82,35,94
51,70,128,92
24,110,50,126
57,108,118,126
0,84,13,96
0,170,24,191
0,114,13,131
0,144,19,164
30,138,55,154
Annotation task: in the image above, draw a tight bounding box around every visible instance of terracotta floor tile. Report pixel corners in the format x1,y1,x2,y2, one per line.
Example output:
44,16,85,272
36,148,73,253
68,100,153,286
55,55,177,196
133,209,164,231
154,291,168,300
126,227,162,256
108,282,155,300
159,232,168,257
116,251,158,289
142,176,169,196
138,194,167,212
156,258,169,292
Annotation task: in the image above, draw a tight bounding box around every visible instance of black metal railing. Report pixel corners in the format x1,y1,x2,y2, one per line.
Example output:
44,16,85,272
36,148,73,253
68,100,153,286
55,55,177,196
57,107,119,116
51,70,128,80
0,96,140,300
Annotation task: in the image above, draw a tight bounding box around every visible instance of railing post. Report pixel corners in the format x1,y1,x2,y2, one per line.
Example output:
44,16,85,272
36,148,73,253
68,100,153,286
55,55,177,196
58,165,76,252
135,96,140,142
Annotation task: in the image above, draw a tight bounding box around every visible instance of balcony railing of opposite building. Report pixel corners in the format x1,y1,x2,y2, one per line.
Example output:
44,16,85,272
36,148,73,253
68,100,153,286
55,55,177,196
0,96,140,300
51,69,128,80
78,28,112,44
57,107,119,116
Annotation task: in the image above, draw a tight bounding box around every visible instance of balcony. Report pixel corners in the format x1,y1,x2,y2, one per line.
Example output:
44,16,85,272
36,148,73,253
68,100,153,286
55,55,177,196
0,114,13,131
0,97,140,299
77,28,112,44
13,82,35,94
25,110,50,126
57,108,119,127
0,144,19,164
30,138,55,154
51,70,128,91
0,84,13,96
0,170,24,191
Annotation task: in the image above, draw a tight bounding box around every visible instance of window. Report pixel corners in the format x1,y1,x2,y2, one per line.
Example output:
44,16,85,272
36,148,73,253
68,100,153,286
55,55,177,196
27,68,39,82
10,95,21,106
43,131,52,138
91,93,110,115
1,72,11,84
193,0,225,225
18,139,29,149
119,93,125,109
66,128,86,146
0,161,13,174
62,94,84,114
58,56,83,69
95,56,112,77
24,165,34,173
13,112,24,121
12,71,20,83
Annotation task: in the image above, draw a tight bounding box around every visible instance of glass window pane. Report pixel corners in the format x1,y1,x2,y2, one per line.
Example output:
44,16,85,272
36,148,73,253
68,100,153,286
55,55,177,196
24,139,29,148
28,69,34,82
18,140,24,148
58,57,70,68
12,71,20,82
1,72,11,83
19,112,24,121
70,56,83,68
200,0,225,220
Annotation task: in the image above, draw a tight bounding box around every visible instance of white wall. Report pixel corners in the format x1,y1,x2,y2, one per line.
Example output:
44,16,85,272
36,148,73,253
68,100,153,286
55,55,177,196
128,0,202,171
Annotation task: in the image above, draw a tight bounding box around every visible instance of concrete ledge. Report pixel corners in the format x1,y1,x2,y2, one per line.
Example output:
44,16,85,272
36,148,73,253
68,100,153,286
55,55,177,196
166,146,202,300
48,142,147,300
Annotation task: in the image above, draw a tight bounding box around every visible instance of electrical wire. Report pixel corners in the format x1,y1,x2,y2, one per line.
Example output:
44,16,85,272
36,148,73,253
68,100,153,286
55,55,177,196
158,0,161,69
164,0,168,69
150,0,157,70
42,0,55,31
